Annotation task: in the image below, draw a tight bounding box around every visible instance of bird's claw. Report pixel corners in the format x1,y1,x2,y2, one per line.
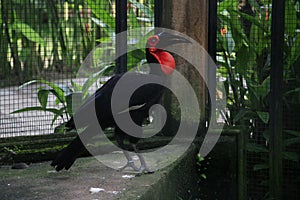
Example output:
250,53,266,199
136,166,154,176
118,161,139,172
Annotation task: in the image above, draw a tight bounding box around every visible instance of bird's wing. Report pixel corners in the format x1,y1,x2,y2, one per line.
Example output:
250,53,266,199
109,73,165,115
69,73,165,129
129,83,165,110
71,74,123,129
78,74,123,112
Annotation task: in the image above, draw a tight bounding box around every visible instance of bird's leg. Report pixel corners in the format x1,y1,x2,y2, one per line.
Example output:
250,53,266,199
114,131,139,172
132,144,154,174
118,151,139,172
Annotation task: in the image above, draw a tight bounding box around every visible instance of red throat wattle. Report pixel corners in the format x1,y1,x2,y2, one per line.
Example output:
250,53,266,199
150,50,175,75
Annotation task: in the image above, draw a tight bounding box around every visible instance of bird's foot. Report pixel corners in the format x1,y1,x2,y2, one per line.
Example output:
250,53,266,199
118,160,139,172
136,166,154,176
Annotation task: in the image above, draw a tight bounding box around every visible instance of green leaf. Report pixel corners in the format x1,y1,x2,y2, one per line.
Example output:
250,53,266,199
284,130,300,137
253,164,268,171
57,84,72,96
228,9,246,49
51,108,65,126
54,123,66,134
11,106,62,116
18,80,39,89
19,80,66,103
248,0,261,11
248,20,268,56
248,76,270,101
284,87,300,96
233,10,268,33
236,45,249,74
82,65,114,97
283,151,299,162
262,129,270,142
256,111,269,124
129,0,154,19
290,36,300,65
201,174,207,179
65,92,83,116
71,80,83,92
42,81,66,103
65,94,73,115
55,97,61,105
247,143,268,153
233,109,255,124
87,0,115,38
91,17,107,28
12,22,45,46
285,0,297,36
38,89,50,109
218,0,235,11
128,5,140,29
51,88,66,104
225,30,235,55
284,137,300,147
127,49,146,69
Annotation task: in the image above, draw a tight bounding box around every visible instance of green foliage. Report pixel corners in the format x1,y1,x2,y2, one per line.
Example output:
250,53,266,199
12,22,45,47
217,0,299,128
9,0,155,133
89,0,154,73
196,154,211,184
11,80,76,127
1,0,155,85
218,1,300,197
88,0,115,39
129,0,154,19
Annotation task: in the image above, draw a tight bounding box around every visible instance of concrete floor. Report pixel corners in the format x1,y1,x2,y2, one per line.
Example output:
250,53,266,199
0,144,194,200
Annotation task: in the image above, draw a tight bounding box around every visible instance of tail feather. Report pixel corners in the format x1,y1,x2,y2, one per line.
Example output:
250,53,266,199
51,136,84,171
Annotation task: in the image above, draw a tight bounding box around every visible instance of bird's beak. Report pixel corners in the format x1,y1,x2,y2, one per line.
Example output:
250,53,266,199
157,32,190,48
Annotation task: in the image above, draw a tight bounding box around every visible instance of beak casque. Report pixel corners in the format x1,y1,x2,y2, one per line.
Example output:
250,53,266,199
156,32,190,48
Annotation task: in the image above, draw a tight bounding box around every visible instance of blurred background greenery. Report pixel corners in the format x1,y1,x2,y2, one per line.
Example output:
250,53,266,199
0,0,155,87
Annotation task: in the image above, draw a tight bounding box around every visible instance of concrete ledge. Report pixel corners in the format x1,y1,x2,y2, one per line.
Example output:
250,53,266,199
0,144,199,200
119,144,199,199
0,134,238,199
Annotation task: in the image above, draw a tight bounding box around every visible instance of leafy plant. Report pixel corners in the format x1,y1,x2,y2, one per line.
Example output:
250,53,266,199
217,0,271,127
11,80,77,127
217,0,300,198
10,66,114,133
197,153,209,181
89,0,155,72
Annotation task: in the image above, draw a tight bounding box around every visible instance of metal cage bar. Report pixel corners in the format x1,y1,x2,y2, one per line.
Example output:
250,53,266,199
115,0,128,74
269,0,285,199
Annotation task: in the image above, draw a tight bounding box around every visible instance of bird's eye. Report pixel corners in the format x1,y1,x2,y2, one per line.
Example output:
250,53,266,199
148,35,159,47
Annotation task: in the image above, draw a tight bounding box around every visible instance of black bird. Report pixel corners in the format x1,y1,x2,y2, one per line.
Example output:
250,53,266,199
51,32,189,173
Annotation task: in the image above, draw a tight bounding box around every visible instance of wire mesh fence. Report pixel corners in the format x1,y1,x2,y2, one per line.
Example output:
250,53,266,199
1,0,88,137
282,0,300,198
216,0,300,199
0,0,299,198
0,0,157,138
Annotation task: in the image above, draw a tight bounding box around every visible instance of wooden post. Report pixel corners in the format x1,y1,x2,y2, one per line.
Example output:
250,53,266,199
163,0,208,48
162,0,208,134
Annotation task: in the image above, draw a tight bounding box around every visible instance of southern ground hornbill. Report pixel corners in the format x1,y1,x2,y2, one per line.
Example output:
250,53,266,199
51,32,189,174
